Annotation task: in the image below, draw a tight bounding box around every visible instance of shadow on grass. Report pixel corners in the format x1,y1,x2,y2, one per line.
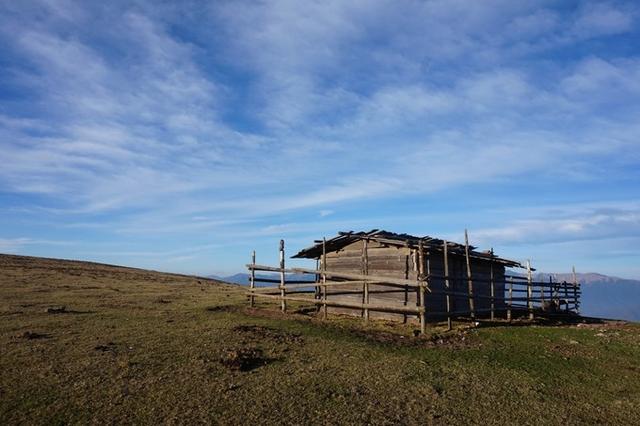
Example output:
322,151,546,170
220,347,277,372
206,303,478,350
473,312,615,329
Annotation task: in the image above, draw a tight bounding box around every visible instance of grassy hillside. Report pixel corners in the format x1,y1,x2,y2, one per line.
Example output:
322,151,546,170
1,254,639,425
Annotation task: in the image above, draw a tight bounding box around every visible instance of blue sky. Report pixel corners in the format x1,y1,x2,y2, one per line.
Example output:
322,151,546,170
0,1,639,278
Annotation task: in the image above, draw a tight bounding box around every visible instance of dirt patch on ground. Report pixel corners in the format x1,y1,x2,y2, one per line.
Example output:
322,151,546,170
206,305,240,313
347,327,477,349
94,342,118,354
15,331,50,340
233,324,304,345
219,347,271,372
45,306,67,314
241,306,477,348
575,320,628,329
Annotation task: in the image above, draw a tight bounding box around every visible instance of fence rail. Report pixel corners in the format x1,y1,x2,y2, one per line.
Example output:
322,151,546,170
247,236,580,334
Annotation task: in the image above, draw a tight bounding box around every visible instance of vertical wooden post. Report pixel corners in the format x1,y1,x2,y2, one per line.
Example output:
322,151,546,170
573,266,579,314
418,240,426,335
249,250,256,308
464,229,475,320
322,238,327,320
425,248,431,330
507,276,513,322
403,254,409,324
280,240,286,312
489,248,495,321
443,240,452,331
527,259,533,320
362,239,369,321
315,259,320,310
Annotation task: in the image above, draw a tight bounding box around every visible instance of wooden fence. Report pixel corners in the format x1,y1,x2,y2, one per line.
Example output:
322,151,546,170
247,239,581,334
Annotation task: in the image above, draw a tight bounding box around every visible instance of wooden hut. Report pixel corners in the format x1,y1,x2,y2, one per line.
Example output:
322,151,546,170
291,230,525,321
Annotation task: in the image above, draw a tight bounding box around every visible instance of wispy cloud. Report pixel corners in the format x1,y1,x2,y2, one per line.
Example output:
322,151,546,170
0,0,639,276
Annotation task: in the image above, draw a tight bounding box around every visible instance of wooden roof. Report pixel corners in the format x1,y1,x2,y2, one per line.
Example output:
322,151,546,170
291,229,525,268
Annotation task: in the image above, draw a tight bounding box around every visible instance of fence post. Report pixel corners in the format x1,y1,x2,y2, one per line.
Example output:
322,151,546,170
280,240,286,312
490,248,495,321
249,250,256,307
322,238,327,320
363,239,369,321
418,240,426,334
315,259,320,310
507,276,513,322
527,260,533,320
443,240,452,331
464,229,475,320
573,266,579,314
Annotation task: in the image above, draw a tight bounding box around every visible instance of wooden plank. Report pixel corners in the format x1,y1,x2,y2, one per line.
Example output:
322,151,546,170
507,276,513,321
363,239,369,321
403,253,409,324
444,241,452,330
489,248,495,321
573,266,579,314
251,293,423,314
285,267,428,289
418,241,426,334
322,238,327,319
527,260,533,320
464,230,475,320
249,265,466,289
253,277,316,284
249,250,256,308
280,240,286,312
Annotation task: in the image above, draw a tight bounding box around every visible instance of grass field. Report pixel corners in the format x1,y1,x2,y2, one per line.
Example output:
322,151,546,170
1,253,639,425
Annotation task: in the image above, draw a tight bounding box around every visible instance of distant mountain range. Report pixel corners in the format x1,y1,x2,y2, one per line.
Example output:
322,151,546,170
210,273,314,286
212,271,640,322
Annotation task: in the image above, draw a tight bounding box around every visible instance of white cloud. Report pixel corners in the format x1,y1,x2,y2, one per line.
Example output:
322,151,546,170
0,238,73,252
0,1,639,278
472,206,640,246
572,2,634,38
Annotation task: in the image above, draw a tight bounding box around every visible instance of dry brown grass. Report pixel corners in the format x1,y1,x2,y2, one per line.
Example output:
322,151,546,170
1,253,639,425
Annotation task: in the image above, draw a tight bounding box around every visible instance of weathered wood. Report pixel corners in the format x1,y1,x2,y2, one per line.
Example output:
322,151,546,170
280,240,286,312
250,281,363,291
443,240,452,330
573,266,579,314
247,231,580,325
322,238,327,319
362,239,369,321
418,241,426,334
253,277,315,284
249,264,429,289
249,250,256,308
251,292,423,314
489,248,495,321
507,276,513,321
464,230,475,320
321,288,411,296
297,268,427,289
527,259,533,320
403,253,409,323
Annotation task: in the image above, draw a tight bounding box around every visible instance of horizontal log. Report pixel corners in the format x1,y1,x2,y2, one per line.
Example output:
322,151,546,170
253,277,317,285
248,264,429,290
250,293,423,314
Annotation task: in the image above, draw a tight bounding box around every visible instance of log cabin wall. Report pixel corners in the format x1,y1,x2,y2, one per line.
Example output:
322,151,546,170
323,240,505,321
323,240,415,321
